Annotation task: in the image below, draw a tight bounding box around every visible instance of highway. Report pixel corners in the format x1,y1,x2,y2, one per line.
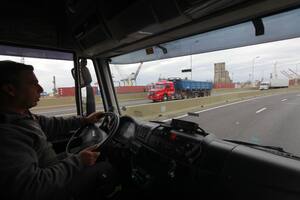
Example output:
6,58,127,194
176,91,300,156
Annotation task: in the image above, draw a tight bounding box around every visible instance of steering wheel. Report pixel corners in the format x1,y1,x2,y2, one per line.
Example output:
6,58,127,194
66,112,120,155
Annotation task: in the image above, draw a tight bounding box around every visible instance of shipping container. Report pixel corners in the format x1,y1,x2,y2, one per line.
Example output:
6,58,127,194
58,87,98,96
289,79,300,86
58,87,75,96
214,83,235,89
115,86,146,94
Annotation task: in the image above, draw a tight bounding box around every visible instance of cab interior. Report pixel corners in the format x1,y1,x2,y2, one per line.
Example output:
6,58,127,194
1,0,300,199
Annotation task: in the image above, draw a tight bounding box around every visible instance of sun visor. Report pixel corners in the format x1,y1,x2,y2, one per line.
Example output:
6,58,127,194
111,8,300,64
0,45,74,60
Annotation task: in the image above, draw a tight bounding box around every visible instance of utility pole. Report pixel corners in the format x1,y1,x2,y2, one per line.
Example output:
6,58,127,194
52,76,57,96
190,55,193,80
261,69,265,81
274,61,278,79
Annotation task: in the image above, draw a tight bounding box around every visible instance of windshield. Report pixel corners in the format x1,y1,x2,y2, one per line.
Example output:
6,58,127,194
109,9,300,157
154,84,165,89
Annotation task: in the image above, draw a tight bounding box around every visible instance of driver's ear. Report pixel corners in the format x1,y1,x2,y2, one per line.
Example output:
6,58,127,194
1,84,17,97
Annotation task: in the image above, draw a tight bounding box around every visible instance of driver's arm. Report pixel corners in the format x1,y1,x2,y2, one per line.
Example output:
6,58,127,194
0,127,83,200
35,115,83,140
35,112,103,140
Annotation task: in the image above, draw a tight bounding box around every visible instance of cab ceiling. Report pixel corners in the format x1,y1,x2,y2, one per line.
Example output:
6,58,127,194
0,0,300,59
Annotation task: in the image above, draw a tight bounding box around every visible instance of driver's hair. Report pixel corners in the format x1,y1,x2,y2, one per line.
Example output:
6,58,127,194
0,60,34,92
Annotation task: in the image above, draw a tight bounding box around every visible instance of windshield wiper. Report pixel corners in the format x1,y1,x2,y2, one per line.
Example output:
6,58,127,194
149,120,167,124
223,139,300,159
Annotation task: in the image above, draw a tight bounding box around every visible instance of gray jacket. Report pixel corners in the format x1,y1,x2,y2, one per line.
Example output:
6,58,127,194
0,111,85,200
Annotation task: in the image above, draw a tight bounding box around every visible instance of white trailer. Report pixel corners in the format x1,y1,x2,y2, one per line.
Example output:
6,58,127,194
269,78,289,88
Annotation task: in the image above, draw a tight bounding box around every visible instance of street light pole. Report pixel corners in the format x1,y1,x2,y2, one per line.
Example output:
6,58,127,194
252,56,260,86
190,55,193,80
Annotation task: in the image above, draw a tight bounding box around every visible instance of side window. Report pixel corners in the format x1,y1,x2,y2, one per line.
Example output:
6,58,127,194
4,56,76,117
0,55,103,117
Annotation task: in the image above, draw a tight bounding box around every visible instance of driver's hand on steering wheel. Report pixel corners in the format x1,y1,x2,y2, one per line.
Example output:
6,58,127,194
78,144,101,166
81,111,104,126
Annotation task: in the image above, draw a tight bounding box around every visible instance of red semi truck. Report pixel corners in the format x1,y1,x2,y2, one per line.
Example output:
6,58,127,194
148,78,213,102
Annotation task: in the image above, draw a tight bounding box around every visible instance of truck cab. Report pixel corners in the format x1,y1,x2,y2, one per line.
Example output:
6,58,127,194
148,80,175,102
1,1,300,200
259,81,270,90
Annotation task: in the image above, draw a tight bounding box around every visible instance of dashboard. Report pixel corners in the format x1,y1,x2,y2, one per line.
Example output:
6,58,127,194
114,116,205,165
110,116,300,200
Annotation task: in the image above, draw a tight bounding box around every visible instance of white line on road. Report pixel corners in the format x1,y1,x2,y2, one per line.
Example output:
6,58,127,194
281,99,287,102
297,94,300,97
256,107,267,114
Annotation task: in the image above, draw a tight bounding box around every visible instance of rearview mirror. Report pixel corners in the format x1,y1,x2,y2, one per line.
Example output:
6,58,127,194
71,59,92,88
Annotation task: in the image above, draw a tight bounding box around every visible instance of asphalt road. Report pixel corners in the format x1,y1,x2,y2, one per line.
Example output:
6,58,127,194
177,91,300,156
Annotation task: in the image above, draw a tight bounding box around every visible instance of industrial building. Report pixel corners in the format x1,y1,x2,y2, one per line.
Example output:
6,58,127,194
214,62,234,88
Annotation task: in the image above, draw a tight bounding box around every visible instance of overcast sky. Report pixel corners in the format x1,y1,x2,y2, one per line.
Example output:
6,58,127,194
1,37,300,93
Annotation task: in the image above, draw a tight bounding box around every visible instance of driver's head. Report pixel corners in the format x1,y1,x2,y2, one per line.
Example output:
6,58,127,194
0,60,44,110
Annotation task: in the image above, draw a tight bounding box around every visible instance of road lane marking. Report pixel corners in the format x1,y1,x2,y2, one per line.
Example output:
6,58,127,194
297,94,300,97
256,107,267,114
281,99,287,102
